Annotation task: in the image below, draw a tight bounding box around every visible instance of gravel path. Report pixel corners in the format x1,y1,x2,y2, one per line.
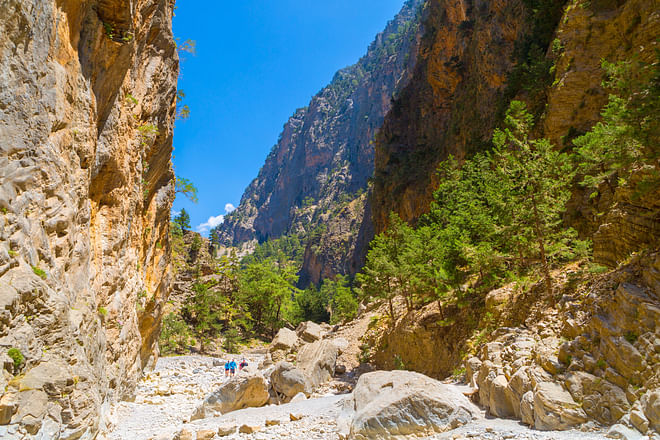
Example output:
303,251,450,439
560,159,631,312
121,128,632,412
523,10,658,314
102,355,610,440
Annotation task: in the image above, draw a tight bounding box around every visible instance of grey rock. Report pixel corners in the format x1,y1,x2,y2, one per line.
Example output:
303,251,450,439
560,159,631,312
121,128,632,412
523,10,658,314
270,362,310,400
348,370,479,439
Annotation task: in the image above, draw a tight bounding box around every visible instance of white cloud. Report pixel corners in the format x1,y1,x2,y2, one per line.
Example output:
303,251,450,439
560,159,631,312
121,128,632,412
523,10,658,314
171,210,181,217
225,203,236,213
196,214,225,233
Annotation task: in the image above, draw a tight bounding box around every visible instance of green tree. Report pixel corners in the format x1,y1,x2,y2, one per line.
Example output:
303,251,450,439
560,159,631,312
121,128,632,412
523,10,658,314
173,208,191,232
175,177,199,203
181,282,224,352
492,101,577,295
328,275,358,324
237,259,298,337
355,215,401,324
574,56,659,197
159,313,194,355
293,285,330,323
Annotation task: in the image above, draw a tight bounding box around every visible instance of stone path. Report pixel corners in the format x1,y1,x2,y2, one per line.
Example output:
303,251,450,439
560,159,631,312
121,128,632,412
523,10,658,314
102,355,611,440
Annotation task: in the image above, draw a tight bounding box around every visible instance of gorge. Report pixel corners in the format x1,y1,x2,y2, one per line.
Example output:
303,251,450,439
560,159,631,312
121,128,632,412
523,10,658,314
0,0,658,439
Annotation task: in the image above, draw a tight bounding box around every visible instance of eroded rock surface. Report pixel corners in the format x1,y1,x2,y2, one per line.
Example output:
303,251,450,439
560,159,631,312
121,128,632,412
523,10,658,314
346,370,480,439
192,371,270,419
468,252,660,434
0,0,178,437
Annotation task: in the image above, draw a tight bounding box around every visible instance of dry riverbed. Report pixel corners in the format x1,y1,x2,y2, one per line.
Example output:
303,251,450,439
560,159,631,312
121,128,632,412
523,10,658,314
101,355,610,440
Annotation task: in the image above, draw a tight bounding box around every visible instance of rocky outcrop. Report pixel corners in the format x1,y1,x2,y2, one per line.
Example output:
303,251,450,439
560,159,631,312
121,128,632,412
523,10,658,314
216,0,424,285
345,370,479,439
467,252,660,433
268,327,299,362
169,230,217,310
270,362,310,402
192,371,270,419
296,340,339,389
0,0,177,437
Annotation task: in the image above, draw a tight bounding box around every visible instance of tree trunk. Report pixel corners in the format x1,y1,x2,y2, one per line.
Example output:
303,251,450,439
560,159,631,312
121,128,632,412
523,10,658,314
530,193,553,296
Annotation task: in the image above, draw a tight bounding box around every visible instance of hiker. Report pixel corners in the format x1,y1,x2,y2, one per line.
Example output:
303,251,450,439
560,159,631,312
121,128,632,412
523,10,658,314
229,359,237,377
239,358,248,371
224,360,230,377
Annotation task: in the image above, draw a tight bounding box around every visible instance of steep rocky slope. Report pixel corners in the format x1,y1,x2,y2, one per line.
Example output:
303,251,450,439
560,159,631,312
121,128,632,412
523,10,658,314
216,0,424,285
373,0,659,265
0,0,178,437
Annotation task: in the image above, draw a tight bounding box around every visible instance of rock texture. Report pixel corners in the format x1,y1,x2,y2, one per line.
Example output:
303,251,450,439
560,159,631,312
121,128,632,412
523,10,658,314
0,0,178,437
346,370,479,439
373,0,533,231
215,0,424,285
192,371,270,419
466,252,660,433
373,0,659,265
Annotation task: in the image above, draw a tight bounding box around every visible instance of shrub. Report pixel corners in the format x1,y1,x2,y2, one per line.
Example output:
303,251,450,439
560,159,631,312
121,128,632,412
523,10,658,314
32,266,47,280
7,348,24,371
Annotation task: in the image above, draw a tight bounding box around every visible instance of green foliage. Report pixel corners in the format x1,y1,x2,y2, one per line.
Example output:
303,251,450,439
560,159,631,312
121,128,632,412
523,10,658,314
176,90,191,121
160,312,194,355
173,208,191,232
293,285,330,323
328,275,359,324
138,123,159,146
32,266,47,280
500,0,567,117
182,282,225,352
624,331,638,344
492,101,581,294
237,259,299,336
125,93,138,106
394,354,406,370
98,306,108,317
177,39,197,56
357,101,590,310
7,348,24,371
574,56,659,197
175,177,199,203
223,328,242,353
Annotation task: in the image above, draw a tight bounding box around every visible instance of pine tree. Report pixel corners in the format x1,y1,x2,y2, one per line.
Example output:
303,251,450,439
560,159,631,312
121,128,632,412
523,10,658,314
492,101,576,296
173,208,191,232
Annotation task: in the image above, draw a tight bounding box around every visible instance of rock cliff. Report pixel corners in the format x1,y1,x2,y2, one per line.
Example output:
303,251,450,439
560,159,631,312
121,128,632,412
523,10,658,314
215,0,424,285
373,0,659,266
0,0,178,437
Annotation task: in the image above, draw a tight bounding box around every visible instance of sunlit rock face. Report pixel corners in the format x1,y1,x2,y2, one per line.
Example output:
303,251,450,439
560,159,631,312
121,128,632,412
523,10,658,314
0,0,178,437
216,0,425,286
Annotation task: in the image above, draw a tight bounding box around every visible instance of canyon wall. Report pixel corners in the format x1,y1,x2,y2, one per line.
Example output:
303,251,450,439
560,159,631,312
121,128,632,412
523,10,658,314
373,0,659,264
216,0,424,286
0,0,178,437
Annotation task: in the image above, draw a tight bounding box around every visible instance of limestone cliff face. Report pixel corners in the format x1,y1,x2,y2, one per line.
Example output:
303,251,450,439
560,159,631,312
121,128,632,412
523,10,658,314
373,0,659,266
545,0,659,266
0,0,178,437
216,0,424,285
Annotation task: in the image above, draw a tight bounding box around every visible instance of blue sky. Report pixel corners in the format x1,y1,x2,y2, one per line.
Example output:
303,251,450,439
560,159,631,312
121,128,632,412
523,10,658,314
171,0,408,234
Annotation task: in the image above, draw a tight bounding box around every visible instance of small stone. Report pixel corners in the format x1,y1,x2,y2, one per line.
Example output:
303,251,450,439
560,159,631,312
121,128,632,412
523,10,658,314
217,424,237,436
606,424,644,440
174,429,193,440
196,429,216,440
290,392,307,403
265,419,281,426
239,424,261,434
289,413,304,421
